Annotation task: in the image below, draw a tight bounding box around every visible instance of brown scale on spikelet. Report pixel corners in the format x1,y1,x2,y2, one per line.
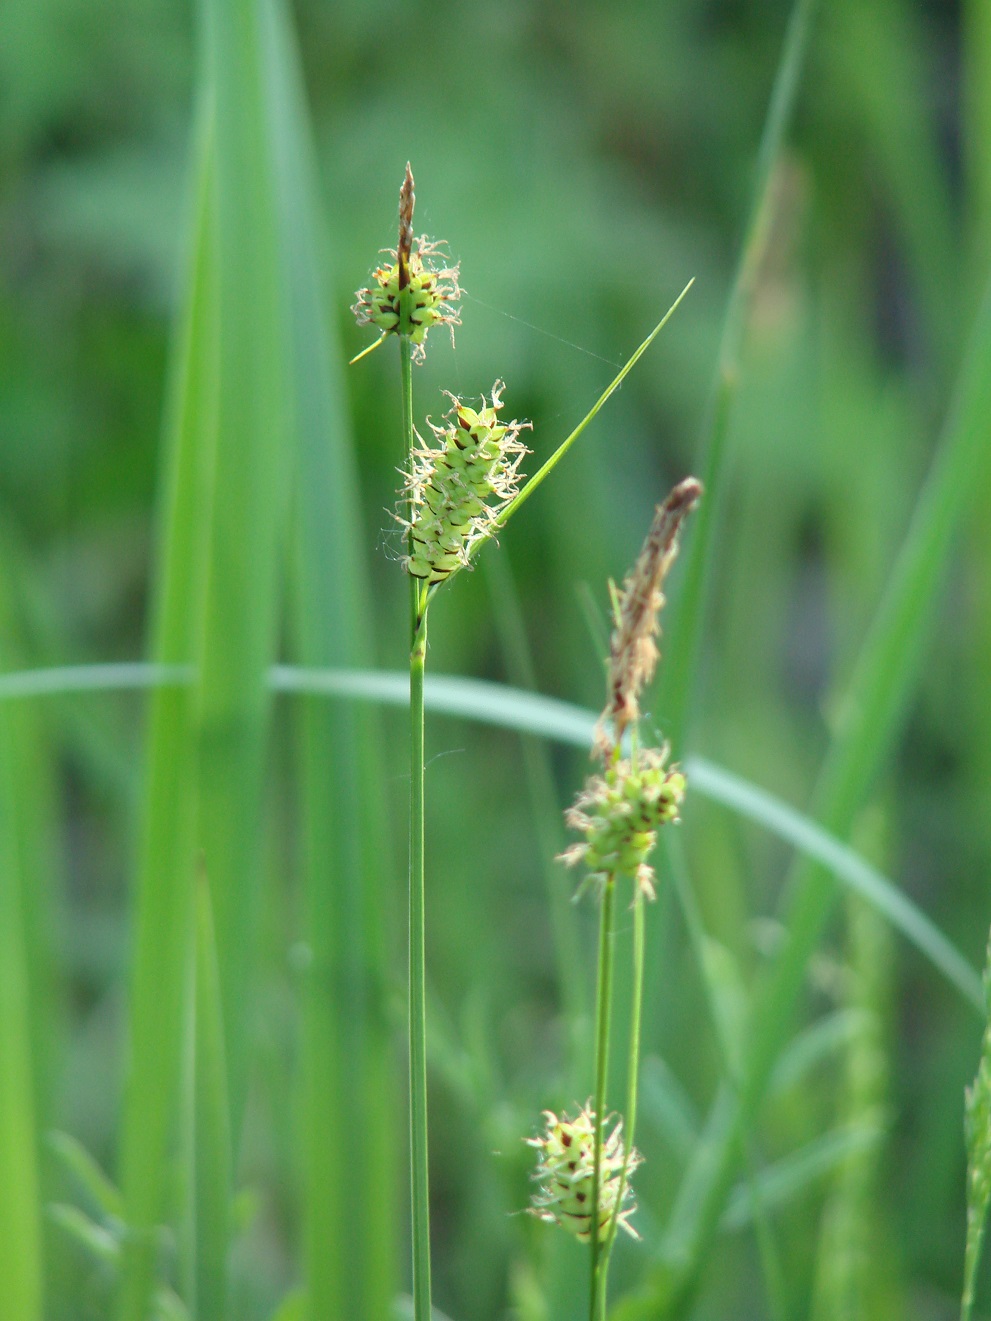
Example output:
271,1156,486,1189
593,477,702,759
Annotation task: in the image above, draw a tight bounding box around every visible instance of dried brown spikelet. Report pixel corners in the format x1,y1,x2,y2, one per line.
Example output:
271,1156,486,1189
594,477,702,758
397,161,414,288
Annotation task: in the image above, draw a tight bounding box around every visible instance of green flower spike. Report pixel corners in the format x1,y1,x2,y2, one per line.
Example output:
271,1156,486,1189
527,1105,641,1243
401,381,530,585
559,745,685,900
351,162,462,364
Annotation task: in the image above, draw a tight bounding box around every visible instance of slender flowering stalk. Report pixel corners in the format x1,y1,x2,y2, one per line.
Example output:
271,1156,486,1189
529,478,702,1321
352,165,531,1321
352,163,460,1321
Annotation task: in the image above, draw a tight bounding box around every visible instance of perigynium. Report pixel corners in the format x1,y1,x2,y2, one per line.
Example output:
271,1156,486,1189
401,382,530,584
560,746,686,902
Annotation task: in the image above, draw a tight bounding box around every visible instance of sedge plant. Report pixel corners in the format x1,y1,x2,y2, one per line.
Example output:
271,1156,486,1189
528,479,701,1321
351,164,694,1319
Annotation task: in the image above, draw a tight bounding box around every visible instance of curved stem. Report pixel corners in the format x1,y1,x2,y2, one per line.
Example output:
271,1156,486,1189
589,879,618,1321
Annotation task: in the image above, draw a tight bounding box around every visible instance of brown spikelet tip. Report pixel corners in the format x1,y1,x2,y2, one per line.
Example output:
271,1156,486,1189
398,163,415,289
594,476,702,758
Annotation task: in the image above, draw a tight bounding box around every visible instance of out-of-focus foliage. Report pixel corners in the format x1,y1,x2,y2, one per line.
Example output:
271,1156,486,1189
1,0,989,1317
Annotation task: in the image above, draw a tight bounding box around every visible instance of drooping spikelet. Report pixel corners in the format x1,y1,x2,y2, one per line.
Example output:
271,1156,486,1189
559,746,685,900
401,382,530,584
527,1105,641,1243
351,163,461,363
594,477,702,758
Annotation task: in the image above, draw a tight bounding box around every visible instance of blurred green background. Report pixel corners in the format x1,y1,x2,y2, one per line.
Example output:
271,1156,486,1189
1,0,990,1317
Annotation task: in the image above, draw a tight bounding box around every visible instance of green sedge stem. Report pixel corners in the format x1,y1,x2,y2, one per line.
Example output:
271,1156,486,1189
590,878,618,1321
601,884,645,1289
401,332,432,1321
409,602,430,1321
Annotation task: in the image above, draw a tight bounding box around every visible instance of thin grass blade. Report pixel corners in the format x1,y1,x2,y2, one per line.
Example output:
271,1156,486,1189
465,280,695,565
4,658,980,1011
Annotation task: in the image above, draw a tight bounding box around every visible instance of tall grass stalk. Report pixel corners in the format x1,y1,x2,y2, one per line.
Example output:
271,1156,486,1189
659,0,818,749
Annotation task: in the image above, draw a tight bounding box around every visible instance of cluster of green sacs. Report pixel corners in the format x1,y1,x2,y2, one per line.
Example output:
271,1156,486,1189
535,1112,620,1243
365,261,443,346
578,756,685,878
407,403,513,583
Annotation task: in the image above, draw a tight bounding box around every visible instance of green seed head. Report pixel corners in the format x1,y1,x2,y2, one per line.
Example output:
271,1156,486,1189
351,164,462,363
560,746,685,900
352,241,461,362
401,382,530,585
527,1105,641,1243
